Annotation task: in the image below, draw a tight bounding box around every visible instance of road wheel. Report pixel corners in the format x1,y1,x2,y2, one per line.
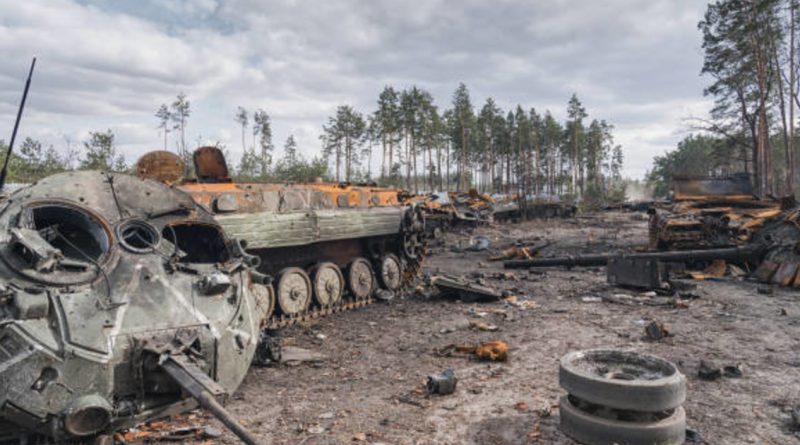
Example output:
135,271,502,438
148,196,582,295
559,349,686,412
559,395,686,445
276,267,312,316
347,258,375,300
379,254,403,291
250,281,275,324
310,262,344,307
402,232,423,259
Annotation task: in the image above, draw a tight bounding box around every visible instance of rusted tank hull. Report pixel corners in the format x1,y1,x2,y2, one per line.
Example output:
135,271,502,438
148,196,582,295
648,175,783,250
172,148,425,322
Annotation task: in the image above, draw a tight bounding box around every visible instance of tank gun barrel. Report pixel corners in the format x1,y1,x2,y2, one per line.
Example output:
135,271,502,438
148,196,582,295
503,244,766,269
159,354,262,445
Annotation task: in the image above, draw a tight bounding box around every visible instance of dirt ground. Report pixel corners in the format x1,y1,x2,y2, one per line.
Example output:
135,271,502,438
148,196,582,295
170,211,800,444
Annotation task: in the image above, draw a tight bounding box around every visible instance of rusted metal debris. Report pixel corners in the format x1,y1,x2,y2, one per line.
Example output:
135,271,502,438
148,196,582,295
648,175,784,250
439,341,509,362
400,190,575,239
432,275,503,302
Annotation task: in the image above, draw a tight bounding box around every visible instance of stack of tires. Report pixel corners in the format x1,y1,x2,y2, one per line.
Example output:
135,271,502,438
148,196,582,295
558,349,687,445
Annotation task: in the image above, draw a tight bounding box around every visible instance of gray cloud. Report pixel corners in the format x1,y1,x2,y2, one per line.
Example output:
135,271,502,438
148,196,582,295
0,0,711,178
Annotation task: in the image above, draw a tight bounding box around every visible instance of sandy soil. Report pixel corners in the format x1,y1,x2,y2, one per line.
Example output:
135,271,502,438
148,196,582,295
172,212,800,444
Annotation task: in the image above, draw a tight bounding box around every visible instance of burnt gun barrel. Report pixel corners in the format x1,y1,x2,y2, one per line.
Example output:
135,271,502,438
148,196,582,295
503,245,766,269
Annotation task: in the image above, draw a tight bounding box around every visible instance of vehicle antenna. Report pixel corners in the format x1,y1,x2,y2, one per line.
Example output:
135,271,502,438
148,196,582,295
0,57,37,191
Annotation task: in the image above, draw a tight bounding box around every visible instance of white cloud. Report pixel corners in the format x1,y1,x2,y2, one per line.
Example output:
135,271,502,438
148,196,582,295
0,0,711,179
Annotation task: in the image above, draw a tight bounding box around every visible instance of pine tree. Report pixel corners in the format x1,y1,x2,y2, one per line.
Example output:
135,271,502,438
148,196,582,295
81,130,124,171
566,94,587,196
170,93,190,159
372,86,402,179
450,83,475,191
284,134,298,164
699,0,782,196
155,104,171,151
235,106,248,155
253,109,273,177
322,106,367,182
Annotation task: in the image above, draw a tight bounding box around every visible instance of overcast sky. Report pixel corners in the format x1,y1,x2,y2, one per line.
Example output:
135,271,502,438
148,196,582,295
0,0,712,179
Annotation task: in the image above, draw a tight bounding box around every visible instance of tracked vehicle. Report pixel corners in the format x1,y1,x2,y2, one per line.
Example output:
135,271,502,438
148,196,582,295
139,147,425,329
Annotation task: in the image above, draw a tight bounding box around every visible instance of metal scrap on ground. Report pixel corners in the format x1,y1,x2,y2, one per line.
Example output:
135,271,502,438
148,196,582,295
431,275,503,302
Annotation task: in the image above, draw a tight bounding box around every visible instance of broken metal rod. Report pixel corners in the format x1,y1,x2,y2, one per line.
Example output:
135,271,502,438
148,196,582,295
503,244,766,269
159,355,261,445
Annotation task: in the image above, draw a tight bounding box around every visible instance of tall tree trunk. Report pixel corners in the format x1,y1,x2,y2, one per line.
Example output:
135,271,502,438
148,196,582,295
405,129,411,189
428,144,434,191
345,136,350,182
412,137,418,193
381,136,387,180
505,155,511,194
446,142,451,191
437,142,442,191
771,30,791,195
388,137,394,178
749,1,772,196
181,119,185,156
790,0,797,192
458,124,466,192
335,145,341,182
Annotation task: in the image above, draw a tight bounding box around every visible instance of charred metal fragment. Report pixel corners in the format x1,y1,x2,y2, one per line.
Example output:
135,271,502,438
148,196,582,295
606,257,663,289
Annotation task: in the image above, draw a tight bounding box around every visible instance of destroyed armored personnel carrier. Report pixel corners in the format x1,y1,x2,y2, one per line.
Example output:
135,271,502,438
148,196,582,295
148,147,426,327
648,175,782,250
0,171,268,443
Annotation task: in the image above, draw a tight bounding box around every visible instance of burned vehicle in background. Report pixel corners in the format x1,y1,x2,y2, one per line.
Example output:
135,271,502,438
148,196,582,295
648,174,782,250
0,171,268,443
492,194,577,222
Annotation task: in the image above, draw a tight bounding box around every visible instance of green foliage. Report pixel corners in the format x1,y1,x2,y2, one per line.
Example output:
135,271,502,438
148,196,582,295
237,147,260,180
273,156,329,183
155,104,171,151
253,109,273,176
80,130,125,171
646,134,723,198
321,105,367,182
0,138,68,183
283,135,298,164
698,0,788,196
170,93,190,158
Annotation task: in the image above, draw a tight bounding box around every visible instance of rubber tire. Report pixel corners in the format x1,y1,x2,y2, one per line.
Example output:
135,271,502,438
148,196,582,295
559,395,686,445
559,349,686,412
